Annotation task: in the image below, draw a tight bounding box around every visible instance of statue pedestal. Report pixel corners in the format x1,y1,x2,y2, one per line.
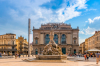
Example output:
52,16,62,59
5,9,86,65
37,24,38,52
35,55,67,60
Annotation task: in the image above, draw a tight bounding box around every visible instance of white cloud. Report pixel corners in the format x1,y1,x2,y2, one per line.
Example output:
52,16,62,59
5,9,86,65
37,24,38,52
79,31,84,34
85,21,88,22
0,0,88,43
87,16,100,23
86,8,97,11
82,26,96,35
85,26,96,34
7,0,87,28
12,30,28,38
79,38,85,44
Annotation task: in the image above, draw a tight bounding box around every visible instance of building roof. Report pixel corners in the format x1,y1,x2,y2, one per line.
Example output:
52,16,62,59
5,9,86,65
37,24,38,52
33,23,79,31
0,33,16,36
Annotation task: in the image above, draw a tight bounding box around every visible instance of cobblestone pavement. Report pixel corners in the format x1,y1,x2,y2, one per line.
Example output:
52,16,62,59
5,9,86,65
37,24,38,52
0,56,100,66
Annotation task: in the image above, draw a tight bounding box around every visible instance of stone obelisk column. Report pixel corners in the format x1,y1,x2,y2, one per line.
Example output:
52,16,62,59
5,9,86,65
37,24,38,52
28,18,31,57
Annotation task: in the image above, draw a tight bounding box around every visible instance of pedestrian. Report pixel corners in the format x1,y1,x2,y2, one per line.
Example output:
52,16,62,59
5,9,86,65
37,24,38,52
86,53,89,61
93,53,95,58
19,53,21,58
4,52,5,54
90,53,93,57
66,53,68,55
15,53,17,59
95,52,100,64
84,53,87,60
74,53,76,57
0,52,2,57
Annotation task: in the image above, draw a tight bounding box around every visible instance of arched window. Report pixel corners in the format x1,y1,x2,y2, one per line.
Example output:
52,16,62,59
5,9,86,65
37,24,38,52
61,34,66,44
45,34,50,44
35,49,38,55
53,34,58,44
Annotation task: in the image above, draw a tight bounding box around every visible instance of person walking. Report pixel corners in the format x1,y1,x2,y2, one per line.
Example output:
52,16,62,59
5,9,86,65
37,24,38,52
86,53,89,61
95,52,100,64
84,53,87,60
19,53,21,58
90,53,93,57
0,52,2,57
15,53,17,59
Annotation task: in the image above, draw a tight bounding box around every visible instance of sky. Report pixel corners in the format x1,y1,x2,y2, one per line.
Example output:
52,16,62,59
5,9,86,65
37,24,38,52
0,0,100,44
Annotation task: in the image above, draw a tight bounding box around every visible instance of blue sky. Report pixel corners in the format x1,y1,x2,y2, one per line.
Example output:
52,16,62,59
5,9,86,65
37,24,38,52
0,0,100,44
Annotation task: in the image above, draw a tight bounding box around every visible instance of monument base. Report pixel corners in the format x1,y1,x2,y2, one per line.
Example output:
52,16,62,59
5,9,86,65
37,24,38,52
35,55,67,60
23,59,66,63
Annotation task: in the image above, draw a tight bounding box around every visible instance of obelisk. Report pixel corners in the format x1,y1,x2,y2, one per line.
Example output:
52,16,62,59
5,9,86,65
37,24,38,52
28,18,31,57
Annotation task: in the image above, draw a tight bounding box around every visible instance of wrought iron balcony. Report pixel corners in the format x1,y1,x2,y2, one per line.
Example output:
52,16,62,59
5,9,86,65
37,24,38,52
0,49,17,51
0,44,17,46
19,47,28,49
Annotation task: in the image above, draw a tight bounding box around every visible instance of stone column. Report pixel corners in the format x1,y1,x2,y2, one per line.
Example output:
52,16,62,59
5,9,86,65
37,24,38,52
44,33,45,44
77,32,79,44
58,33,61,44
66,33,67,44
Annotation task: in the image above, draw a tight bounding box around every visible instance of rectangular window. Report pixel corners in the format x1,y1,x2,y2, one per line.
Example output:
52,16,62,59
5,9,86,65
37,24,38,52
35,39,38,44
12,47,14,49
40,48,41,54
74,40,76,44
13,41,14,45
97,37,98,41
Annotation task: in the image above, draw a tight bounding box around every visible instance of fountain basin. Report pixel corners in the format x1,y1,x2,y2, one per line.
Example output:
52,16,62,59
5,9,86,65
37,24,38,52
35,55,67,60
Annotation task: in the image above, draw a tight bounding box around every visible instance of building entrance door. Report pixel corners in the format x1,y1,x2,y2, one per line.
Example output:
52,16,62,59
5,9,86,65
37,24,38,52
74,49,76,54
12,51,15,55
62,48,66,54
35,49,38,55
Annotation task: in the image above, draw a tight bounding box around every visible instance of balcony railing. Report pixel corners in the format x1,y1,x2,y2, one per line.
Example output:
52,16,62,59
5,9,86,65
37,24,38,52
0,49,17,51
19,47,28,49
0,44,17,46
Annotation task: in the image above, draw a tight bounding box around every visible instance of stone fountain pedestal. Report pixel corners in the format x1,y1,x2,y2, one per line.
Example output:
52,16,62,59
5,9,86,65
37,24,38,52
35,55,67,60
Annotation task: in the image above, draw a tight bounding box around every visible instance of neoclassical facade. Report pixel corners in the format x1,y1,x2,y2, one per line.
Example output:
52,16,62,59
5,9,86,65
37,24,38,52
0,33,17,55
32,23,79,55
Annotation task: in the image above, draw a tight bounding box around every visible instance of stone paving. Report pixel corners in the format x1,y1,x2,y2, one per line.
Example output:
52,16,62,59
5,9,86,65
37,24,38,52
0,56,100,66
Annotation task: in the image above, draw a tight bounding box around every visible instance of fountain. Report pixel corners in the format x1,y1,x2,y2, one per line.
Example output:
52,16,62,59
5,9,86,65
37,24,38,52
23,30,67,62
35,30,67,60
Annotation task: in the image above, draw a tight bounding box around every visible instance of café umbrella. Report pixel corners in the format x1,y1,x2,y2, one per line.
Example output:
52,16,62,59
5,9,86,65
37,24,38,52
86,48,100,52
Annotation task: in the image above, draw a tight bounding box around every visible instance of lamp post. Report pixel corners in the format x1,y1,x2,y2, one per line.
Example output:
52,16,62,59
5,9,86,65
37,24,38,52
69,46,72,54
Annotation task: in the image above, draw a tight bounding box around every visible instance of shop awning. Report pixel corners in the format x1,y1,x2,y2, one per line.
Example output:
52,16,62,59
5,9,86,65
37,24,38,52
86,48,100,52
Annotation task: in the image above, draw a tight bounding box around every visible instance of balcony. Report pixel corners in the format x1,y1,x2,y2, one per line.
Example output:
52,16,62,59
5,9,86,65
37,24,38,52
19,47,28,49
0,44,17,46
24,49,28,51
0,49,17,51
23,43,28,46
24,47,28,49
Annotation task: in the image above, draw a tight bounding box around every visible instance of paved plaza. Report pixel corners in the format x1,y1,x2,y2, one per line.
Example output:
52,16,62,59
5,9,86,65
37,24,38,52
0,56,100,66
